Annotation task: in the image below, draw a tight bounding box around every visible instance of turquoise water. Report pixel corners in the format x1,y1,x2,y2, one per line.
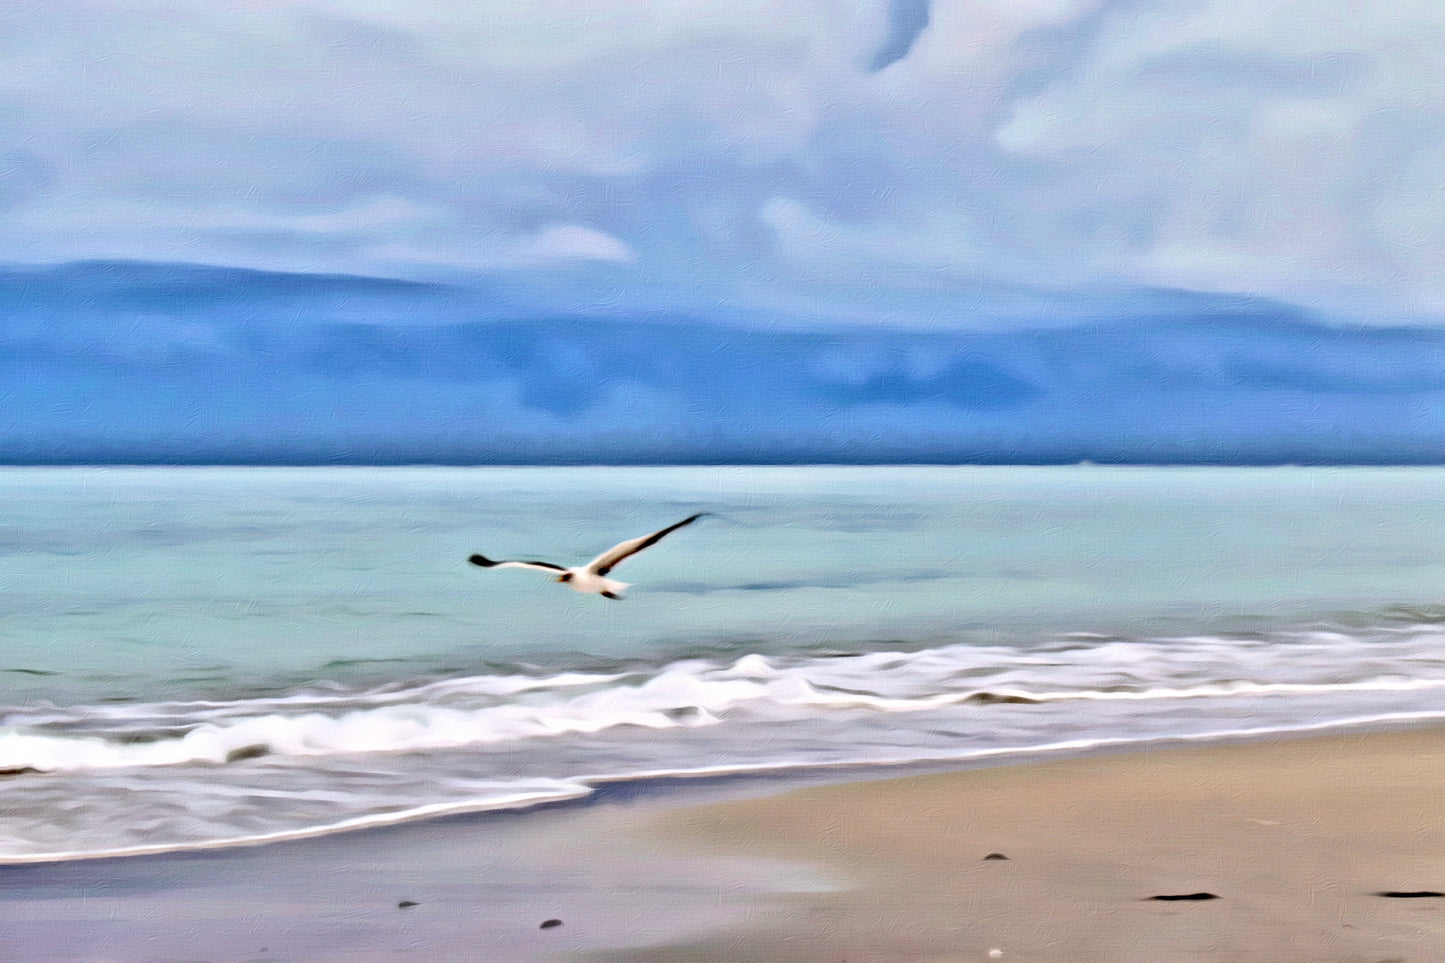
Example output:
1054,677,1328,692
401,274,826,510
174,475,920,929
0,465,1442,860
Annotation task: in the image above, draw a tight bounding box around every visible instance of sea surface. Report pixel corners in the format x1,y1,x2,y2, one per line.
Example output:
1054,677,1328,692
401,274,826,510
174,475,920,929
0,464,1443,862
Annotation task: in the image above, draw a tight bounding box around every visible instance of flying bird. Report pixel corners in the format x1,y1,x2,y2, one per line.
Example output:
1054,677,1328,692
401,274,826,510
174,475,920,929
468,514,707,599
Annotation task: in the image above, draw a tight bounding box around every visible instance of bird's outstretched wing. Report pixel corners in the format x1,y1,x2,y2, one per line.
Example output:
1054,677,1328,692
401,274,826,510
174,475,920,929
586,514,707,575
469,555,567,573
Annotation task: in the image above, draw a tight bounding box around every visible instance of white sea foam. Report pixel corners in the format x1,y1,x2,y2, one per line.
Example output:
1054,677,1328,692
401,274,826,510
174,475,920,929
0,781,593,865
6,625,1445,777
11,707,1445,866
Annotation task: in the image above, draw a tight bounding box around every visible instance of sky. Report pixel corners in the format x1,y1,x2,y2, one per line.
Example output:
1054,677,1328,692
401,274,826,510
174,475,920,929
7,0,1445,324
4,1,1445,464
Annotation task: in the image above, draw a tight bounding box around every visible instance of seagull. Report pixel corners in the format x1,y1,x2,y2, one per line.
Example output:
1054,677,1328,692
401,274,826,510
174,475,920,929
468,514,707,600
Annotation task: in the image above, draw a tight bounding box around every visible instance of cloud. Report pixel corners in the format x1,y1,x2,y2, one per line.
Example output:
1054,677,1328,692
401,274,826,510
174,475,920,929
518,224,637,264
972,0,1445,309
7,1,1445,317
869,0,931,72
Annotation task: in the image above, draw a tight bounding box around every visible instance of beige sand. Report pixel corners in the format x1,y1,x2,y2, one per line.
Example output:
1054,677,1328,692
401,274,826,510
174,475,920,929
596,728,1445,962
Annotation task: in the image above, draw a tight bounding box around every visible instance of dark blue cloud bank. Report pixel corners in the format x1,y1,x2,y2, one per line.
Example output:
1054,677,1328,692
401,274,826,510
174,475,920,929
2,261,1442,465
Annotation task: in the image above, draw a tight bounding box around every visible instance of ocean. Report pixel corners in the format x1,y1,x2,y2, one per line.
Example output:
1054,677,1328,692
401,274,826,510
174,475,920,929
0,464,1442,862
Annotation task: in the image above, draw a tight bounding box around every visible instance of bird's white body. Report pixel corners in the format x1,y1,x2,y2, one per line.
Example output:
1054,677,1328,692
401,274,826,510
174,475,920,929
468,514,706,600
555,568,630,597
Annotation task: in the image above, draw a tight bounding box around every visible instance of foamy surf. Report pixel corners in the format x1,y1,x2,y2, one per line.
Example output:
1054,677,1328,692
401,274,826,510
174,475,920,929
5,624,1445,776
3,620,1445,862
8,708,1445,866
0,782,593,865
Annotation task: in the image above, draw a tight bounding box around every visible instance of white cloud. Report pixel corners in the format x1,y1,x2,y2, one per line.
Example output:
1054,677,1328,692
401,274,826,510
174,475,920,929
760,196,982,277
356,223,637,274
517,224,637,265
9,0,1445,316
971,0,1445,307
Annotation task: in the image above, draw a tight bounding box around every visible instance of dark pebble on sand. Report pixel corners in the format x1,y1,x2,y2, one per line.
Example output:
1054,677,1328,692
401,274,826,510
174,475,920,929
397,901,419,908
1376,891,1445,898
1147,893,1219,901
983,853,1009,860
540,919,563,929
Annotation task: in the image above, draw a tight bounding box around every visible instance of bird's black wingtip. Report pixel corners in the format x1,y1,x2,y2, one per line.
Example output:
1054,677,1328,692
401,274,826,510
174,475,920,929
468,554,497,568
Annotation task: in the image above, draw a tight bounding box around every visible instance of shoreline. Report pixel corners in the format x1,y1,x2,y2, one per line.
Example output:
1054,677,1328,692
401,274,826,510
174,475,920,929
2,724,1444,960
3,711,1443,868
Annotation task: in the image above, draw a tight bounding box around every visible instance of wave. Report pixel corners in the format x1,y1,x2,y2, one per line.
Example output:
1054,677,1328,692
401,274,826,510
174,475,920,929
5,622,1445,777
9,706,1445,866
2,619,1444,862
0,782,593,865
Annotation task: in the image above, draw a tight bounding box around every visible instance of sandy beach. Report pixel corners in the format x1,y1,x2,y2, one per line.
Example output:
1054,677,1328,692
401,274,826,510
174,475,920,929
614,727,1445,962
3,727,1445,961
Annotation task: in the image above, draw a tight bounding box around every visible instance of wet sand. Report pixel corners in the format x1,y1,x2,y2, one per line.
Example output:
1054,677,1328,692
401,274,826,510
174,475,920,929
3,728,1445,961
